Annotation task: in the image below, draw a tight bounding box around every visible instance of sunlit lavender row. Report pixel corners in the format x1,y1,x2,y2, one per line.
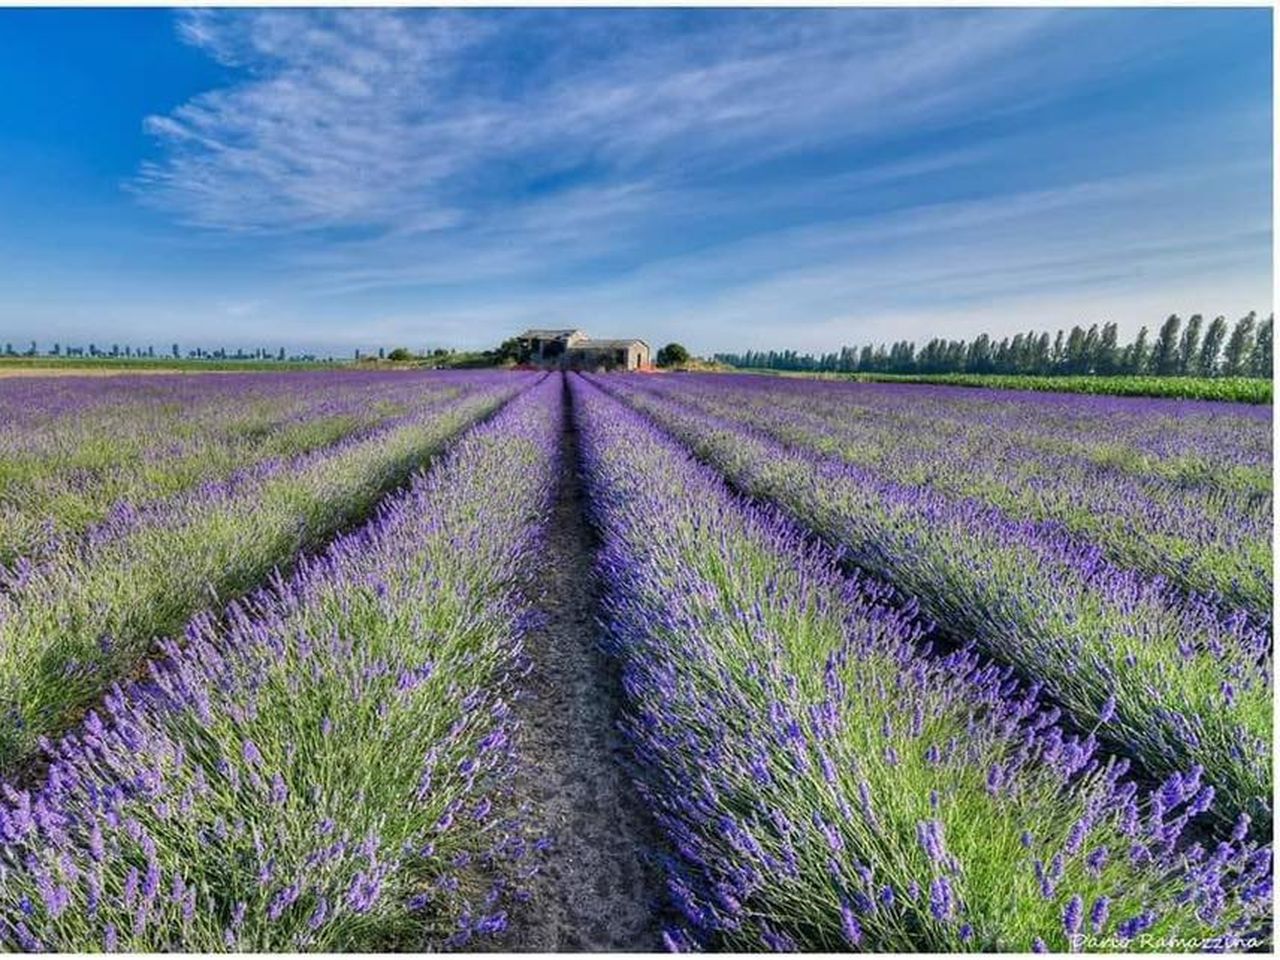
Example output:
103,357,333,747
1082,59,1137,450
592,375,1272,833
0,372,534,768
0,371,479,567
0,373,560,951
627,374,1272,617
570,373,1270,951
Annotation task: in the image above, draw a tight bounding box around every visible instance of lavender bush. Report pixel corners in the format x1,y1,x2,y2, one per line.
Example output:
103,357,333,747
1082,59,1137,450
0,373,560,951
627,374,1271,618
0,372,534,767
0,371,476,567
592,375,1272,833
571,373,1270,952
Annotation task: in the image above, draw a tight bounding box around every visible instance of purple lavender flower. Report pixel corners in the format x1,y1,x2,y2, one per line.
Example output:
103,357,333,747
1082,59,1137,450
1063,894,1084,937
242,739,264,767
1090,896,1110,934
840,902,862,946
268,883,301,921
1117,912,1156,939
1097,695,1117,725
308,896,330,930
986,764,1004,794
929,876,953,920
1187,785,1215,817
476,912,508,935
917,820,946,862
1085,847,1109,876
759,923,797,952
346,870,382,914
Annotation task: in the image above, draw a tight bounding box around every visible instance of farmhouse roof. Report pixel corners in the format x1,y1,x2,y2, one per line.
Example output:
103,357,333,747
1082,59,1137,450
573,338,649,350
518,328,583,339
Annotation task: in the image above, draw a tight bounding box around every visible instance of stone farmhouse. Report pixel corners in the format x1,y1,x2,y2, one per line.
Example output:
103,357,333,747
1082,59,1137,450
515,329,651,371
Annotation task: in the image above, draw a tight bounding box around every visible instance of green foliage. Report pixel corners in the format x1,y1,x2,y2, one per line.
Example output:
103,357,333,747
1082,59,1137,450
656,342,690,367
1223,312,1258,377
758,371,1272,403
715,313,1274,382
495,338,528,363
386,347,415,362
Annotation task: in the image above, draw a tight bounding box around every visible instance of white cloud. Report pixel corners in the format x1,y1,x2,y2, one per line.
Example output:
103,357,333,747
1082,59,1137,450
120,8,1272,353
136,9,1061,235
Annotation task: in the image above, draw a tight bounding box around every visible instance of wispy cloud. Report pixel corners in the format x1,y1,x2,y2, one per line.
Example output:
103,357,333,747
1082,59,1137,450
117,8,1273,351
137,9,491,231
135,9,1058,236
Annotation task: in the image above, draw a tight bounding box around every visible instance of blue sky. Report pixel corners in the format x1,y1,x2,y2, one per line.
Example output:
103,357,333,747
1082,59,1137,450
0,8,1271,356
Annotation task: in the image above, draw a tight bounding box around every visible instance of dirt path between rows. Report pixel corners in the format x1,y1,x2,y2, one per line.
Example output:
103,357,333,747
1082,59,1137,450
500,375,667,951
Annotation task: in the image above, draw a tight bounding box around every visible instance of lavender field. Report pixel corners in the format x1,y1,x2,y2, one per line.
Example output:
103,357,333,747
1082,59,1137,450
0,368,1271,953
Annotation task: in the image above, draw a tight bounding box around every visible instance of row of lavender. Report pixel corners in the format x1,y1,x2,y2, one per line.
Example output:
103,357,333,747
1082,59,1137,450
0,370,476,567
626,374,1271,618
570,373,1270,951
0,373,561,950
664,375,1272,472
590,375,1272,835
0,372,536,769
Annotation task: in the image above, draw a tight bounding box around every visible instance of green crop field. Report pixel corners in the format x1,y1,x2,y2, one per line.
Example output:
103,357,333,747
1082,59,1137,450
751,370,1273,403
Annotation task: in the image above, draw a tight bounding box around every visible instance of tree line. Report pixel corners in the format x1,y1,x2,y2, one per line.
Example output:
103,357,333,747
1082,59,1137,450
715,313,1273,378
2,341,330,362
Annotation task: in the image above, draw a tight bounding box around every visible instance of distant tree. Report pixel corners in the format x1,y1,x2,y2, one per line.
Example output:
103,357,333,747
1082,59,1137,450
172,343,180,359
278,347,286,361
378,347,386,360
51,342,60,357
495,338,527,363
387,347,414,362
1150,314,1182,375
887,340,914,373
1197,316,1228,376
1033,331,1052,372
1060,326,1085,374
26,341,36,357
1096,323,1119,375
1222,312,1257,377
1249,315,1273,379
713,313,1265,379
966,334,993,373
1125,326,1150,374
1051,330,1066,371
1080,325,1100,373
989,337,1006,372
1176,314,1202,375
656,342,691,367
